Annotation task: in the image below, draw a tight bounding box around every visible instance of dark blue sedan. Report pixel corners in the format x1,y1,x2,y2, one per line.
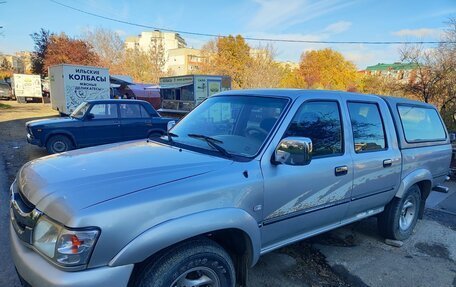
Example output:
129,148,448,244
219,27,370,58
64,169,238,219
26,99,177,154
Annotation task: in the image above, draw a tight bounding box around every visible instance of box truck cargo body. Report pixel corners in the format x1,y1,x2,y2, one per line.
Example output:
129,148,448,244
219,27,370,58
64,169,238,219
49,64,110,115
12,74,42,103
159,75,231,114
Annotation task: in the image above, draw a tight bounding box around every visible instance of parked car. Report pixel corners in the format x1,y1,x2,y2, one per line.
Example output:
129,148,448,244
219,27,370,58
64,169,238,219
26,99,176,154
11,90,451,287
0,81,13,100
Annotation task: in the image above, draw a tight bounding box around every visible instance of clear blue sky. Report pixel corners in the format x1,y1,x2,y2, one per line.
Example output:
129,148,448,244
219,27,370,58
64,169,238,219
1,0,455,69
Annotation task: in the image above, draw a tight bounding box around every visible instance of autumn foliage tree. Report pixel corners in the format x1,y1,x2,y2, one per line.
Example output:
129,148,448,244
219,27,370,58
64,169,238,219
299,48,358,90
0,56,13,80
43,33,99,75
279,65,306,88
200,35,251,88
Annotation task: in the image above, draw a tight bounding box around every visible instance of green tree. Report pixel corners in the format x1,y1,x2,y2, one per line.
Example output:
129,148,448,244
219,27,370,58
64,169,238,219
30,29,53,76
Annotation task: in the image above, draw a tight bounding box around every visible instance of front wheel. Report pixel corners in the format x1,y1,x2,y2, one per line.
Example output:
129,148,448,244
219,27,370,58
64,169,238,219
132,238,235,287
378,184,421,240
46,135,74,154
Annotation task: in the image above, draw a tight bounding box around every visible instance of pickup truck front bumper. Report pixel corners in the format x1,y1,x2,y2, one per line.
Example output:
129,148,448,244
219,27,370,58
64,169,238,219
10,223,133,287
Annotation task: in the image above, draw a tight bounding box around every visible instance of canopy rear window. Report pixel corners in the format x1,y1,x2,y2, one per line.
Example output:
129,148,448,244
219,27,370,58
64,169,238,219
397,105,446,143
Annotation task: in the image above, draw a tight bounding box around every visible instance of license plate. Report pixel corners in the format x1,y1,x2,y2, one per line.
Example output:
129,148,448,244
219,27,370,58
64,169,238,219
26,98,33,101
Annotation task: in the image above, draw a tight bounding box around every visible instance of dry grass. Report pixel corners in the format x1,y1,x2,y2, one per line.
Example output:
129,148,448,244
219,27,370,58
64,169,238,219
0,100,58,122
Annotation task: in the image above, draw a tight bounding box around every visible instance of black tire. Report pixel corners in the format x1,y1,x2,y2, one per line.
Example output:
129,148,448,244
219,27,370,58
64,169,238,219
46,135,74,154
132,238,236,287
378,185,421,240
148,131,163,139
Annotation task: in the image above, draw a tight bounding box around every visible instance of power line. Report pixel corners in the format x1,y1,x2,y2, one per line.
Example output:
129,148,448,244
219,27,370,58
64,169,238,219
50,0,456,45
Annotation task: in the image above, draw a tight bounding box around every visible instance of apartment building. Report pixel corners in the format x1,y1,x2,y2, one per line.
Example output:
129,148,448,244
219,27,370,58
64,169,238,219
125,30,186,53
166,48,203,75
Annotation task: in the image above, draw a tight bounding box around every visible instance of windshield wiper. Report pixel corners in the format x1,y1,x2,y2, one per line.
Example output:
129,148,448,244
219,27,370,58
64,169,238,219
187,133,232,158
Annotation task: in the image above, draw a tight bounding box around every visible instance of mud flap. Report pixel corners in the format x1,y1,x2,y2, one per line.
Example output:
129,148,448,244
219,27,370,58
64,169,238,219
235,253,249,287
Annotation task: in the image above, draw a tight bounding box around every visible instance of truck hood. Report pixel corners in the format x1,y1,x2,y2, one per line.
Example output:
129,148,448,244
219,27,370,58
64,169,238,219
26,117,77,127
18,140,232,218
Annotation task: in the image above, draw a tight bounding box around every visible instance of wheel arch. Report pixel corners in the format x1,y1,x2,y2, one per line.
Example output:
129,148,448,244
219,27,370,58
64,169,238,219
395,169,432,199
45,131,77,147
108,208,261,268
395,169,433,219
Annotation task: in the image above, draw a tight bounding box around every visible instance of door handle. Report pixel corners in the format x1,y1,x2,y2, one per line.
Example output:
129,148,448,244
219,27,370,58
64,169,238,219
383,159,392,167
335,165,348,176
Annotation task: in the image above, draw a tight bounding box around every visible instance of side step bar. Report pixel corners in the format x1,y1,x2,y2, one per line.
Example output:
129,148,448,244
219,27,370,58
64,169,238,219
432,185,450,193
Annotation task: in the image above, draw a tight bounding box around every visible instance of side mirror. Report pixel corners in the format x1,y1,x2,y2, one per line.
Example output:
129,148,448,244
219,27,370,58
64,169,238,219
86,113,94,120
167,120,176,131
450,133,456,143
273,137,312,166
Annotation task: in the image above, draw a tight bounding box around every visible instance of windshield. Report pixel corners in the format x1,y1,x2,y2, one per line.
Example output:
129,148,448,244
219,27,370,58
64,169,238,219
169,95,288,157
0,83,10,91
70,102,90,118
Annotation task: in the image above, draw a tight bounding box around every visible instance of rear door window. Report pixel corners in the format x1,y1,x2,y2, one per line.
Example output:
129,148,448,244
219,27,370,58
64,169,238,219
120,104,142,118
398,105,446,142
140,105,152,118
348,102,386,153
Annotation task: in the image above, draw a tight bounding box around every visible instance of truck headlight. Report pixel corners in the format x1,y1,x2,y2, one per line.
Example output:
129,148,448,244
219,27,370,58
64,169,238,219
33,216,100,267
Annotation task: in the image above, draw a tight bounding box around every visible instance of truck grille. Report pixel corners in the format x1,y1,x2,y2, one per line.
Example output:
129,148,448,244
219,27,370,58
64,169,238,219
10,180,40,245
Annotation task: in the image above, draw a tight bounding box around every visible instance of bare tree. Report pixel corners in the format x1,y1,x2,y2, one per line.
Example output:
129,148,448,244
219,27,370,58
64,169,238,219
399,45,443,103
83,27,124,74
243,44,284,88
123,37,167,83
434,18,456,129
397,18,456,129
148,37,167,82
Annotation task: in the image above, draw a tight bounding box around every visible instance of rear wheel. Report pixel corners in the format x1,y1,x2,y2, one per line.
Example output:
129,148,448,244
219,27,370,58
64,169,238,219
132,238,235,287
46,135,74,154
378,184,421,240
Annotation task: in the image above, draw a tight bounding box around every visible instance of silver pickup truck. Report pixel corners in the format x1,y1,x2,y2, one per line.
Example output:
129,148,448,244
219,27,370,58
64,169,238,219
10,90,451,287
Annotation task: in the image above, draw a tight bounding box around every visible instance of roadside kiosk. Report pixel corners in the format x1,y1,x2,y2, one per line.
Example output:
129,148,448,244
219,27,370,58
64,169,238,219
158,75,231,115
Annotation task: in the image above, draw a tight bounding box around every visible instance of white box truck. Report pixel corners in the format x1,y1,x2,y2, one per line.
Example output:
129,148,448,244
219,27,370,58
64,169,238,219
49,64,110,115
12,74,42,103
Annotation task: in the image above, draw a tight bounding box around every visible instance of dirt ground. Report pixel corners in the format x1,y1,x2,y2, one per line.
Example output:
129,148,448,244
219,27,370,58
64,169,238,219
0,101,58,181
0,101,454,287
